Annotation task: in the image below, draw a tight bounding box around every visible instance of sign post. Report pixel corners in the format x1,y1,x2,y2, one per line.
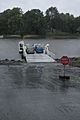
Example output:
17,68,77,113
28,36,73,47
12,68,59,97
59,56,70,80
63,65,65,77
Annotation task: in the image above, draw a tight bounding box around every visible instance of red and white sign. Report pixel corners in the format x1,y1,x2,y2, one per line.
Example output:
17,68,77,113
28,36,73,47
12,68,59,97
60,56,70,65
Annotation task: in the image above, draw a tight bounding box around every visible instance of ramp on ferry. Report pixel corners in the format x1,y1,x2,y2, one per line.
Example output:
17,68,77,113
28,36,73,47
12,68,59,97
26,54,55,63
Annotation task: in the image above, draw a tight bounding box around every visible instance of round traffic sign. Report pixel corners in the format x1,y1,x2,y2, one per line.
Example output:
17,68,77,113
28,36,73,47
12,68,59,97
60,56,70,65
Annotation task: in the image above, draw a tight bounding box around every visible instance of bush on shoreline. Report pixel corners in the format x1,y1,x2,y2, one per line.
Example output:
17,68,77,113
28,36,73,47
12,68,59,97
0,57,80,67
0,33,80,39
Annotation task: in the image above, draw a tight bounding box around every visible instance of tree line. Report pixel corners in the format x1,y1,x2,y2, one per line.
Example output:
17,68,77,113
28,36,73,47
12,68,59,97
0,7,80,37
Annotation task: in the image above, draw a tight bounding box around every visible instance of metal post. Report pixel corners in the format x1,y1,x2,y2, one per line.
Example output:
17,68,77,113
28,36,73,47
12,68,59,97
64,65,65,77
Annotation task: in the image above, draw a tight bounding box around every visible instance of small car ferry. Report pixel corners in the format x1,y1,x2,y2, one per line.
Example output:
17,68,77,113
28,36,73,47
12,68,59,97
18,41,55,63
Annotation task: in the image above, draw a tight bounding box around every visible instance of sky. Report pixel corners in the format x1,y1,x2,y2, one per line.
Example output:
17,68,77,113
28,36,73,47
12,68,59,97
0,0,80,17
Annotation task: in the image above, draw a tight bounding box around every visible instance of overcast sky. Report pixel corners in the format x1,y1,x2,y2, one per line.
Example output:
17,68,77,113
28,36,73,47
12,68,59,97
0,0,80,16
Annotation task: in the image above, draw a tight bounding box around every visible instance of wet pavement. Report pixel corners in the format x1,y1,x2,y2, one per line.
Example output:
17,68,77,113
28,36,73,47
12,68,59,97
0,63,80,120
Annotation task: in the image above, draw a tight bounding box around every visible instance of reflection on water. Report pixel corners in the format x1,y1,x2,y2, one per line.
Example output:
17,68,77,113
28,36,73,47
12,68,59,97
60,80,70,92
8,64,44,88
5,63,80,91
0,64,80,120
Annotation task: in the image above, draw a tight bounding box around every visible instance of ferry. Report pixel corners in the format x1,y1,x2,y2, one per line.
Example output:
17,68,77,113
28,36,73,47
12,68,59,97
18,41,56,63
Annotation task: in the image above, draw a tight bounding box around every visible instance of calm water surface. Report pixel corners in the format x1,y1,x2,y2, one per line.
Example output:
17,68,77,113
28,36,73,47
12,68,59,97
0,39,80,120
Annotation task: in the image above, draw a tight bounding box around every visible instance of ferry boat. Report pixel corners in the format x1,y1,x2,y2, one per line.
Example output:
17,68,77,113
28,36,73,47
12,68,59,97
18,41,56,63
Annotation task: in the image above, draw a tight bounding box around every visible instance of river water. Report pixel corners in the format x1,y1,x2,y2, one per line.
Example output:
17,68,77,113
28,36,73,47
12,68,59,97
0,38,80,59
0,38,80,120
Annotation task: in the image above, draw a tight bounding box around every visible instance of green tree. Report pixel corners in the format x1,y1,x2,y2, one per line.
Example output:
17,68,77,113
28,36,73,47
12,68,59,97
23,9,46,35
0,7,23,36
60,13,75,33
45,7,61,32
74,16,80,33
8,7,23,35
0,9,11,35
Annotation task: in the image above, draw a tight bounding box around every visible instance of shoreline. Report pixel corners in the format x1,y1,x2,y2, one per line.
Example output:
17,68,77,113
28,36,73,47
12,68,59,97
46,35,80,39
0,59,26,65
55,57,80,67
0,57,80,67
0,34,80,39
70,57,80,67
